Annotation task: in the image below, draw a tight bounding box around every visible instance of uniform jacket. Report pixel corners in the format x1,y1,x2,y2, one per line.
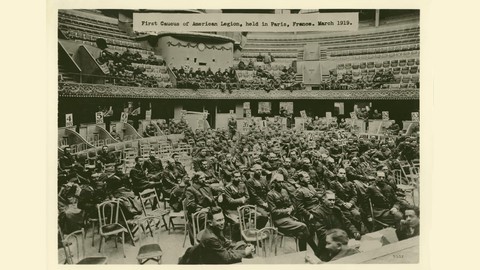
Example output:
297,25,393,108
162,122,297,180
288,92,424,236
199,226,246,264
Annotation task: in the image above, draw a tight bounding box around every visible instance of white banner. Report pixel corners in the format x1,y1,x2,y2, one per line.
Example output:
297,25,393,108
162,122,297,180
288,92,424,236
120,112,129,123
95,112,104,124
145,109,152,121
411,112,419,121
65,113,73,127
133,13,359,33
300,110,307,119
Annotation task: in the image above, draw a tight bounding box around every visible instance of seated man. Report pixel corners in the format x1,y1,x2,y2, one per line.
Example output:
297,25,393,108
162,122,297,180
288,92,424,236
329,168,366,233
129,157,162,196
169,176,190,212
324,228,359,262
396,206,420,240
267,173,318,252
143,150,164,183
199,206,255,264
185,172,223,245
96,146,116,170
366,171,407,226
245,164,270,229
223,171,250,241
312,190,360,261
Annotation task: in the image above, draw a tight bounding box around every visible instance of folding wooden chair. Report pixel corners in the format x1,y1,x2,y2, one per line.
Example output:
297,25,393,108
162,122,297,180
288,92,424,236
138,189,169,231
136,216,163,264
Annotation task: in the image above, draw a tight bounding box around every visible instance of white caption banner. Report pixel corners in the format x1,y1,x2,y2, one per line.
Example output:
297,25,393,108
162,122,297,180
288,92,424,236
133,13,358,32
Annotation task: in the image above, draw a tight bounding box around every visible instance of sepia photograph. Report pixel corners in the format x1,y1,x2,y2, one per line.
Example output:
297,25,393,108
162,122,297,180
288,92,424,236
56,8,420,264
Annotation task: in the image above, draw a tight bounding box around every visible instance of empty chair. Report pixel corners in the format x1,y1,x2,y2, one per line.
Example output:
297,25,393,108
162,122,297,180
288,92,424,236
352,63,359,69
394,75,402,84
415,58,420,66
359,62,366,69
345,63,352,69
410,66,418,74
138,189,169,231
191,210,208,245
337,63,344,70
391,60,399,67
255,227,280,257
374,62,382,68
136,216,163,264
62,228,108,264
399,59,407,66
401,67,409,74
407,59,415,66
393,67,401,75
383,60,390,68
97,200,128,258
411,74,420,83
368,69,375,76
238,205,268,251
402,76,411,84
367,62,374,68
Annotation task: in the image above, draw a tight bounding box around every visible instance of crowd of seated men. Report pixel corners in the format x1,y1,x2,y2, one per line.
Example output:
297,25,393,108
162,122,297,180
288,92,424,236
320,70,397,90
237,57,299,92
180,120,418,262
58,116,419,263
154,118,190,135
172,66,238,92
96,49,166,87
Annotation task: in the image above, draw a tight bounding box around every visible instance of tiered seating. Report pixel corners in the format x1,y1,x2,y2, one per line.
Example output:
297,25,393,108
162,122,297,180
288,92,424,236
58,11,148,55
332,56,419,89
243,24,419,62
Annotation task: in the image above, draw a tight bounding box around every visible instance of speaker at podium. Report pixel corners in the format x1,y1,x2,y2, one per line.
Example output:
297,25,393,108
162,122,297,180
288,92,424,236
304,43,320,61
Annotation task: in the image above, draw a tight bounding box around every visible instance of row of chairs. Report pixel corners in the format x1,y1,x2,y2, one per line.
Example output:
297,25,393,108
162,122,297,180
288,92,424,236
64,188,173,264
330,43,419,57
181,202,296,257
338,58,419,70
59,11,118,29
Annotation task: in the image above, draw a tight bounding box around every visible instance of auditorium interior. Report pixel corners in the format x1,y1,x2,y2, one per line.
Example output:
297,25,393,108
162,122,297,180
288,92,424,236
57,9,420,264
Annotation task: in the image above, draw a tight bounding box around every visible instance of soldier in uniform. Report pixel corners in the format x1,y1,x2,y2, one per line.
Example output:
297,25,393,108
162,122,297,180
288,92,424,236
223,171,249,241
329,168,366,233
245,164,269,229
366,171,407,226
143,149,164,183
313,191,361,261
267,173,318,252
185,172,223,245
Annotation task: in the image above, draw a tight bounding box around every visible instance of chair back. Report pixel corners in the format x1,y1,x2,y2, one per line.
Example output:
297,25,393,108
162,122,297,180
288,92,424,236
62,229,86,264
392,169,403,185
182,199,188,220
191,210,208,244
256,227,279,257
237,205,257,235
139,188,160,215
97,200,122,233
136,216,162,246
